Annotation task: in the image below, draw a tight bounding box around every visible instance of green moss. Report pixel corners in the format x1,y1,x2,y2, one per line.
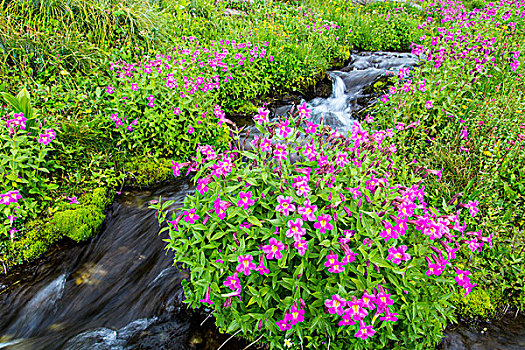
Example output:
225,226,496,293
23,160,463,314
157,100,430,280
6,219,62,265
87,187,114,210
452,288,502,319
50,204,105,242
124,157,173,187
3,187,112,267
233,101,258,115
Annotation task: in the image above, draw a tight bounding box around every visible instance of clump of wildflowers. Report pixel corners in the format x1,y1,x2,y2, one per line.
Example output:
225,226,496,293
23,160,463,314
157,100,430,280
155,106,491,348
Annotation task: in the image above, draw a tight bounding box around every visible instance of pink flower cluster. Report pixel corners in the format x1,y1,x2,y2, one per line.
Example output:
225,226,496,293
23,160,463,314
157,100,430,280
110,113,138,131
37,128,56,146
1,190,21,205
6,112,26,133
324,286,397,340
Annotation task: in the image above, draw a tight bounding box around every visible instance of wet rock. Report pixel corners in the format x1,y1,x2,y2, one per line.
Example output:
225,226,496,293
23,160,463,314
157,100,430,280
63,328,122,350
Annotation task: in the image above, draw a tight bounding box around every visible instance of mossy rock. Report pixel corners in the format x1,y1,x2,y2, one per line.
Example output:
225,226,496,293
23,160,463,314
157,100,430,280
87,187,114,210
124,157,173,187
50,204,105,242
452,288,502,319
3,187,112,267
7,219,63,265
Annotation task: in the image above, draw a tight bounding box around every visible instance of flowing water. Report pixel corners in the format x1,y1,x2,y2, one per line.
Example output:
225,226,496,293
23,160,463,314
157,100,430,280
0,182,247,350
1,52,524,350
273,51,419,134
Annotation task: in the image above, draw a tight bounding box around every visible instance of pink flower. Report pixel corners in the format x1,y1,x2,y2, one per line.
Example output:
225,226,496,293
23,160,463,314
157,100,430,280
196,178,209,195
425,256,445,276
325,294,346,315
380,221,398,242
335,152,349,167
339,308,357,326
199,285,214,305
462,280,477,297
341,248,358,265
276,319,291,331
294,180,311,197
236,254,257,276
183,208,199,224
237,191,256,210
387,245,411,265
106,85,114,94
171,161,186,177
45,128,56,140
355,320,376,339
348,186,361,200
262,238,285,260
302,142,318,161
294,239,308,256
398,201,417,218
213,196,229,220
256,254,270,275
277,119,292,138
273,143,288,162
425,100,434,109
68,196,79,204
304,121,318,134
297,200,317,221
173,107,181,115
284,302,305,325
314,214,333,234
329,263,345,273
361,291,376,310
297,102,311,118
188,126,195,134
38,133,52,145
454,269,472,287
198,145,217,161
347,296,368,321
275,196,295,216
257,137,272,152
380,307,399,322
286,219,305,240
223,273,241,291
374,289,394,312
254,107,270,124
466,200,479,217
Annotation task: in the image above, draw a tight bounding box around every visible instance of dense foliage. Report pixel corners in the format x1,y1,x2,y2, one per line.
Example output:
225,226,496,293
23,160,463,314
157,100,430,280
369,0,525,314
0,0,423,266
1,0,524,347
155,110,491,349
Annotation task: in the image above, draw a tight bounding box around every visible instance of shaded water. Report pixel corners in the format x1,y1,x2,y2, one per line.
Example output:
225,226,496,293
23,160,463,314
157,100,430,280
0,182,247,350
1,52,524,350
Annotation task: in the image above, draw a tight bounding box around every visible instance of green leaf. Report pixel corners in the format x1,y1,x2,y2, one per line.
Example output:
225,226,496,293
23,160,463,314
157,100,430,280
247,216,263,227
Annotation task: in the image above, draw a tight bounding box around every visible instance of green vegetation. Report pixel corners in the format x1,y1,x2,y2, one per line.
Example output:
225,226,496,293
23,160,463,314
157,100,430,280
1,0,524,346
0,0,422,268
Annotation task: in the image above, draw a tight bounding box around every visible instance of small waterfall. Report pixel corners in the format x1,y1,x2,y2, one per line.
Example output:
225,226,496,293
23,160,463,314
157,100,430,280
331,73,346,98
274,51,420,135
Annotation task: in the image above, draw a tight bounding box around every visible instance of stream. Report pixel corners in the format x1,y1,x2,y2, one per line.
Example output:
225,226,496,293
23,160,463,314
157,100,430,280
1,52,524,350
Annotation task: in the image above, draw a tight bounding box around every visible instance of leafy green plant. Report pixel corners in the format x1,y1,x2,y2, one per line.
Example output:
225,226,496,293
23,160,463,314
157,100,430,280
154,111,490,349
367,0,525,312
